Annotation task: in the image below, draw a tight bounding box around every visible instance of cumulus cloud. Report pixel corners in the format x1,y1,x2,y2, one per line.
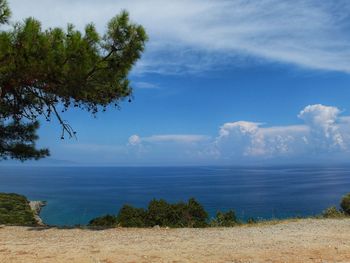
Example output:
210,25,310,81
212,104,349,160
215,121,265,157
214,121,308,159
128,134,142,146
63,104,350,164
7,0,350,74
298,104,345,150
127,104,350,163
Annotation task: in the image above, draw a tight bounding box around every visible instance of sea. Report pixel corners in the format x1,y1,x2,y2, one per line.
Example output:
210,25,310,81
0,166,349,226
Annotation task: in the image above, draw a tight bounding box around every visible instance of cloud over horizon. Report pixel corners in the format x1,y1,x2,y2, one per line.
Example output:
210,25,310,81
7,0,350,75
127,104,350,164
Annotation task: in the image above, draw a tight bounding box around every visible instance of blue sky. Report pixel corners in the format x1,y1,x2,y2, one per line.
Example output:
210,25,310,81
5,0,350,165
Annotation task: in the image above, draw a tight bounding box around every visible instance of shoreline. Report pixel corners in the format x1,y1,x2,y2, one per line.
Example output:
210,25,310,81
1,218,350,262
29,201,46,226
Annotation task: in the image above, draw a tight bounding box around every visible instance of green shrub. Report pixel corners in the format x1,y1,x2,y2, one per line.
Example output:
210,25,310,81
322,206,344,218
88,214,118,227
340,193,350,215
211,210,238,227
146,198,208,227
0,193,37,226
88,198,232,228
247,217,257,224
180,198,207,227
169,202,189,227
146,199,174,227
117,205,147,227
112,198,208,228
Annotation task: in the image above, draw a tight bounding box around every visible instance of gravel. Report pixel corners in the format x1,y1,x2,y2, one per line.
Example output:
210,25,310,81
1,218,350,263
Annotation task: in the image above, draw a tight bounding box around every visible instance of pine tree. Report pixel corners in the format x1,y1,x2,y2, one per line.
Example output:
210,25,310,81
0,0,147,160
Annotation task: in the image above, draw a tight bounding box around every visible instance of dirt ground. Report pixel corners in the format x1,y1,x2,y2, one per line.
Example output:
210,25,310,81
1,218,350,263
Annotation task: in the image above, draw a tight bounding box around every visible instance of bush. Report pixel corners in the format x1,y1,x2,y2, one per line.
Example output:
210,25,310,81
0,193,37,226
88,198,231,228
169,202,189,227
247,217,257,224
117,205,147,227
146,199,174,227
185,198,209,227
322,206,344,218
88,198,210,228
211,210,238,227
88,214,118,227
146,198,208,227
340,193,350,215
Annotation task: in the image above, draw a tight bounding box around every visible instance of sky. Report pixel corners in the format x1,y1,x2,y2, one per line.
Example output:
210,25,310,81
4,0,350,166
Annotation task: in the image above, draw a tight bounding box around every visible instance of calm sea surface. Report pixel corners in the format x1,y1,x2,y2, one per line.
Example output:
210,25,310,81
0,166,350,226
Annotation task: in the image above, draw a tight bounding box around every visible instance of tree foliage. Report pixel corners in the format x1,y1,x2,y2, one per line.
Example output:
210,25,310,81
90,198,209,228
88,214,118,228
0,0,10,25
0,121,49,160
117,204,148,227
340,193,350,215
322,206,345,218
0,193,37,225
146,198,208,227
0,0,147,160
211,210,238,227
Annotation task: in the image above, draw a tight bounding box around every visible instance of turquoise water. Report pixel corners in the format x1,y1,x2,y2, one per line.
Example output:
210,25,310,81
0,166,349,226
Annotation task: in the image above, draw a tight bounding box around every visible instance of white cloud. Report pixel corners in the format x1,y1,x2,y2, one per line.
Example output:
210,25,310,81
128,134,142,146
7,0,350,74
298,104,345,150
212,104,350,160
61,104,350,164
126,104,350,163
214,121,309,159
215,121,265,157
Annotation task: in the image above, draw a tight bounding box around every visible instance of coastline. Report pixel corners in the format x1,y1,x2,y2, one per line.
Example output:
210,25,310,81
29,201,46,226
1,218,350,262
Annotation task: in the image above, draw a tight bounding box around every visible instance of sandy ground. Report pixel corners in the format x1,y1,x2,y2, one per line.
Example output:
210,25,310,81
1,219,350,263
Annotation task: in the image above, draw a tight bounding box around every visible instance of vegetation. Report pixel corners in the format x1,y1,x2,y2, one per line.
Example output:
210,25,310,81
320,192,350,218
89,198,209,228
88,214,118,227
210,210,238,227
322,206,345,218
185,198,209,227
341,193,350,215
146,199,175,227
117,205,147,227
3,192,350,228
146,198,208,227
0,193,37,225
117,198,206,227
88,193,350,228
0,0,147,161
247,217,257,224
